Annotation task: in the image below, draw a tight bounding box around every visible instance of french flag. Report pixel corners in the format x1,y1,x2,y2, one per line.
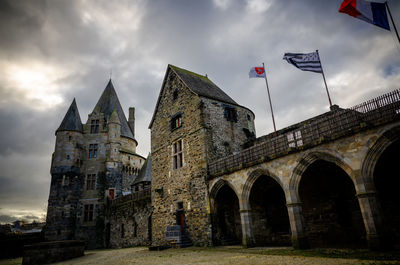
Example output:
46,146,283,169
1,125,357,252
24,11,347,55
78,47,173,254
339,0,390,30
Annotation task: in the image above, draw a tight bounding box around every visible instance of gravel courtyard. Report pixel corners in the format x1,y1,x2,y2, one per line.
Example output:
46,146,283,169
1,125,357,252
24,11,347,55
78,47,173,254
2,246,400,265
52,246,400,265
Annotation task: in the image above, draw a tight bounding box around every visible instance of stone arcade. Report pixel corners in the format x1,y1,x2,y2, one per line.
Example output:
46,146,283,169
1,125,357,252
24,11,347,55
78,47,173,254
44,64,400,250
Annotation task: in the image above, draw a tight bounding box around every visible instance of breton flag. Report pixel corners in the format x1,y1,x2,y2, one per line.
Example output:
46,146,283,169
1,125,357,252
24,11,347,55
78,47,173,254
283,52,322,73
339,0,390,30
249,66,266,78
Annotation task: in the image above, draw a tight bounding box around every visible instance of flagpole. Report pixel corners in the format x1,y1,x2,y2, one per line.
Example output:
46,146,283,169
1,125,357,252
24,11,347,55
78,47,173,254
262,63,277,136
385,1,400,45
316,50,333,108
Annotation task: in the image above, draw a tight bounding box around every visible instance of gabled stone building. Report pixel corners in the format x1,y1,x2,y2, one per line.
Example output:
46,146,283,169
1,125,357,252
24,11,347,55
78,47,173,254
149,65,255,246
45,80,145,248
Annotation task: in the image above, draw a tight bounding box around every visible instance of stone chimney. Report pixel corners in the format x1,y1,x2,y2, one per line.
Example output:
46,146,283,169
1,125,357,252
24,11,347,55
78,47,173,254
128,107,135,138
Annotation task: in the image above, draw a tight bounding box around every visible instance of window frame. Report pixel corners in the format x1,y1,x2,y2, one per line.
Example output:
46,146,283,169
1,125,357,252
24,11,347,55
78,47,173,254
88,144,98,158
172,139,183,170
170,113,182,131
86,174,96,190
224,106,238,122
90,119,100,134
83,204,94,222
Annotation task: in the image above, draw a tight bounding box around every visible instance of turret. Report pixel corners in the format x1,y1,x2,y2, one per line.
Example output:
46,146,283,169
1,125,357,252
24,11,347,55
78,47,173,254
107,109,121,163
128,107,135,138
52,99,84,170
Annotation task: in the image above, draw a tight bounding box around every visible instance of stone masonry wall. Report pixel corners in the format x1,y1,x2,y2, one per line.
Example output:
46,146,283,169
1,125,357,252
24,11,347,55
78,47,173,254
151,70,210,246
201,97,255,161
109,198,152,248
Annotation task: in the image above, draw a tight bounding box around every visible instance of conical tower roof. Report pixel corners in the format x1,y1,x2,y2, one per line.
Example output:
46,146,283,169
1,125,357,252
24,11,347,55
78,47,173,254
56,98,83,133
133,153,152,185
92,79,134,139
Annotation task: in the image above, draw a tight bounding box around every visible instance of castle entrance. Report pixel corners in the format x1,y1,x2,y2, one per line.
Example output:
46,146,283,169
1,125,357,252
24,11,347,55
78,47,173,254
249,175,290,246
374,139,400,248
299,160,365,248
213,185,241,245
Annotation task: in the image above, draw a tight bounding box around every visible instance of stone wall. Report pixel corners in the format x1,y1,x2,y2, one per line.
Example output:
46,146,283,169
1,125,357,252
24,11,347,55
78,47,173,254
151,70,210,246
108,197,152,248
201,97,255,161
208,121,400,249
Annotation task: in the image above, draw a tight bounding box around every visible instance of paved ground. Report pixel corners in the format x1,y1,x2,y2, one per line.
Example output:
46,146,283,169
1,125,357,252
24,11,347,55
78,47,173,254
2,246,400,265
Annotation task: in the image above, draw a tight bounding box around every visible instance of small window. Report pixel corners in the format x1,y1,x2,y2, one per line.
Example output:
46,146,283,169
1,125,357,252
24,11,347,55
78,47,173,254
170,114,182,130
84,204,94,222
247,114,251,121
90,119,100,134
68,135,72,141
173,90,179,101
121,224,125,238
62,175,69,186
86,174,96,190
66,155,70,160
89,144,98,158
173,140,183,169
287,130,303,148
224,106,238,122
133,222,137,237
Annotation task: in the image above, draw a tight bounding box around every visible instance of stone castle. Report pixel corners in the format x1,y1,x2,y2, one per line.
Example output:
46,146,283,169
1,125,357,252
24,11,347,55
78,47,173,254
45,64,400,250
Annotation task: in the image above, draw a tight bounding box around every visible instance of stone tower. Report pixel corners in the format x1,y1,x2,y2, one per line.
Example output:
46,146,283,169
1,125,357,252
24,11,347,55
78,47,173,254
45,98,84,241
149,65,255,246
45,80,145,248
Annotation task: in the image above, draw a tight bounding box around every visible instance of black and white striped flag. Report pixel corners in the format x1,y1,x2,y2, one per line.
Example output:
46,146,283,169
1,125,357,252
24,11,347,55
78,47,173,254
283,51,322,73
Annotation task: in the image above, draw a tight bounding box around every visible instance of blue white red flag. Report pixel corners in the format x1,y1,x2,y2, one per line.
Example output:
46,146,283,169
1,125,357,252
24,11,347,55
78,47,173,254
339,0,390,30
249,66,266,78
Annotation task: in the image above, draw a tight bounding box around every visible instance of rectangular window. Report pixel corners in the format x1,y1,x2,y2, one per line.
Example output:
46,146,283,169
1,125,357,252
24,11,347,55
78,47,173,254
173,140,183,169
86,174,96,190
170,114,182,131
121,224,125,238
287,130,303,148
224,106,238,122
90,119,99,134
88,144,98,158
84,204,94,222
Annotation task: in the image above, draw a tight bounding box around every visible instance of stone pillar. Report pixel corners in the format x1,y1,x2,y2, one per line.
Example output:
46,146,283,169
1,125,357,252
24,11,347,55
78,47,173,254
239,199,255,247
357,191,384,250
286,202,309,249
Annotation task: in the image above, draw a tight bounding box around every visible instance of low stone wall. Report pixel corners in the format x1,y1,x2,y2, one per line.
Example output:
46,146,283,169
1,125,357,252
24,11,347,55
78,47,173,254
22,240,84,265
108,196,152,248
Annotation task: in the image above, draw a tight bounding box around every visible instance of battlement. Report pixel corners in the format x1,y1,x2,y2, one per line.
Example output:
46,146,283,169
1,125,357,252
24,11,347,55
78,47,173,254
208,89,400,177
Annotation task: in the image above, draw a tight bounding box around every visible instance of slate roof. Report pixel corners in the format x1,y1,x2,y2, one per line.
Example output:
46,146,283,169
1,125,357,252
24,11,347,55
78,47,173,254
169,65,238,105
133,154,151,185
56,98,83,133
92,79,135,140
149,64,247,128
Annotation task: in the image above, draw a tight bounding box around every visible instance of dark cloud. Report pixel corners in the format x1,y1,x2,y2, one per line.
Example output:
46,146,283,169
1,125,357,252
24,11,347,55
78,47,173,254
0,0,399,219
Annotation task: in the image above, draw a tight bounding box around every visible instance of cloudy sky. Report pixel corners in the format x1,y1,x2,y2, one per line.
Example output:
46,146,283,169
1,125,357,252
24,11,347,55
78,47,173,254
0,0,399,224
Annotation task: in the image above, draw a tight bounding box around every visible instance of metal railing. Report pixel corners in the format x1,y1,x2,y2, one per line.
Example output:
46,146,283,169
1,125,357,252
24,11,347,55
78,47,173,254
208,89,400,177
110,187,151,205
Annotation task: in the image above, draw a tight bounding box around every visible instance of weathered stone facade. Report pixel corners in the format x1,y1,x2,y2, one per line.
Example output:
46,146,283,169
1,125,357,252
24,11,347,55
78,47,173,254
45,80,145,249
45,65,399,251
149,65,255,246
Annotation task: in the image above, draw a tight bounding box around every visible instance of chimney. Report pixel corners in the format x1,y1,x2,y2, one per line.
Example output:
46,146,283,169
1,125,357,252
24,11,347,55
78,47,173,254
128,107,135,138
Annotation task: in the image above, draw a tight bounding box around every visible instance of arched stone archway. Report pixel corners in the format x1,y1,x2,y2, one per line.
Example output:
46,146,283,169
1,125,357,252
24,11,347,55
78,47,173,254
247,173,290,246
362,126,400,249
210,179,242,245
298,159,365,248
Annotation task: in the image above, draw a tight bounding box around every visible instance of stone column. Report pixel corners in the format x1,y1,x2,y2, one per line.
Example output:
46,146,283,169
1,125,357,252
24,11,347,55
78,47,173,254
357,191,384,250
239,201,255,247
286,202,309,249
